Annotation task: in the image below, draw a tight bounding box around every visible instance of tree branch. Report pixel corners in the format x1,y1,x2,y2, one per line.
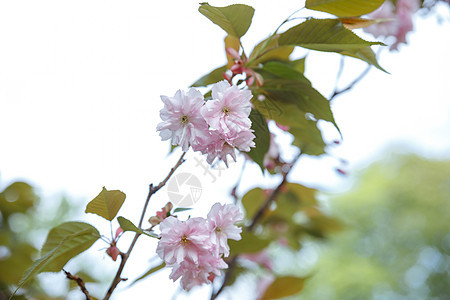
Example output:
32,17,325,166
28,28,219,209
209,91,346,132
329,64,372,101
103,152,186,300
63,269,92,300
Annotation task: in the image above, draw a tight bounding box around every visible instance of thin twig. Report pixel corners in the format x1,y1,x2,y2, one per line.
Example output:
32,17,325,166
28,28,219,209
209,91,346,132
247,153,301,231
63,269,92,300
103,152,186,300
329,64,372,101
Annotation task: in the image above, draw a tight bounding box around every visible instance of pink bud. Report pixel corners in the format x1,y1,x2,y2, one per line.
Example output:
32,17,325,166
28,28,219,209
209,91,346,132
223,72,232,83
115,227,123,240
226,47,241,60
149,216,161,226
107,245,120,261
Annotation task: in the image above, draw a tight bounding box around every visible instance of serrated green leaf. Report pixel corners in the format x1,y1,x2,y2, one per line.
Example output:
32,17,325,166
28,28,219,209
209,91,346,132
132,262,165,285
252,98,327,155
262,276,306,300
261,61,310,82
117,216,158,238
229,231,270,254
278,19,384,66
247,109,270,171
40,222,100,271
241,188,266,220
340,46,388,73
248,35,294,66
191,65,227,87
173,207,193,213
199,3,254,38
12,246,60,298
259,79,337,126
85,187,126,221
12,222,99,297
306,0,385,17
290,124,327,155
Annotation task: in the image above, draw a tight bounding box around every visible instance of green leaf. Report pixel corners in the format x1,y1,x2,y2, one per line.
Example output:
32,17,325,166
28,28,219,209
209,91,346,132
0,182,37,218
241,188,266,220
262,276,306,300
85,187,126,221
340,46,388,73
247,109,270,171
278,19,384,65
12,246,60,297
261,61,310,82
173,207,193,213
117,216,158,238
199,3,255,38
258,79,337,127
229,231,270,254
248,35,294,66
12,222,100,296
132,262,165,285
191,65,227,87
40,222,100,272
252,98,327,156
290,123,327,155
306,0,385,17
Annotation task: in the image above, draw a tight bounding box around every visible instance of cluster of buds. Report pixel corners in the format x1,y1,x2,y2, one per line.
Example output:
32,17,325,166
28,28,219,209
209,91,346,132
223,47,263,87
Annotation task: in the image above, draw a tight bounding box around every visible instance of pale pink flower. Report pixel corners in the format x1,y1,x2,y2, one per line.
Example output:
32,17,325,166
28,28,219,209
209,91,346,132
230,128,256,152
364,0,420,50
196,130,237,167
156,217,211,265
169,254,227,290
156,88,209,151
207,203,243,257
201,81,253,135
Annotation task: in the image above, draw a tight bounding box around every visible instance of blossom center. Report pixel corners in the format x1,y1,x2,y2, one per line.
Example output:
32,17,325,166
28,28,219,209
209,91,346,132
215,227,222,233
180,235,190,246
222,107,230,115
181,115,189,124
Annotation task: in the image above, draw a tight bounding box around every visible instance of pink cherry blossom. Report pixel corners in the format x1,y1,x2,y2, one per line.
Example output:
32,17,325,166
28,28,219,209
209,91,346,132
156,88,209,151
156,216,211,265
168,253,227,290
201,81,253,135
364,0,420,50
156,203,242,290
207,203,244,257
194,130,237,167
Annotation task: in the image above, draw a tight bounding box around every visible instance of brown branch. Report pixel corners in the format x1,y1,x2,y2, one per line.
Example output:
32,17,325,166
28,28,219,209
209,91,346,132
247,153,301,231
103,152,186,300
210,153,302,300
329,64,372,101
63,269,92,300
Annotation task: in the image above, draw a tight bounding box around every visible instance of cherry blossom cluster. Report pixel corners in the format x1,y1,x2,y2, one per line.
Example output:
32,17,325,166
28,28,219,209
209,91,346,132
156,80,256,166
156,203,243,290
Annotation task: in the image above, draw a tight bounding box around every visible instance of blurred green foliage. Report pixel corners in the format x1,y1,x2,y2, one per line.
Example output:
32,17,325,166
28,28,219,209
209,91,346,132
298,154,450,300
0,181,100,299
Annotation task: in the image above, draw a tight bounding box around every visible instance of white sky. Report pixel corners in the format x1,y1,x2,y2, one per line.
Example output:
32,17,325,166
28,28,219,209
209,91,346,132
0,1,449,299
